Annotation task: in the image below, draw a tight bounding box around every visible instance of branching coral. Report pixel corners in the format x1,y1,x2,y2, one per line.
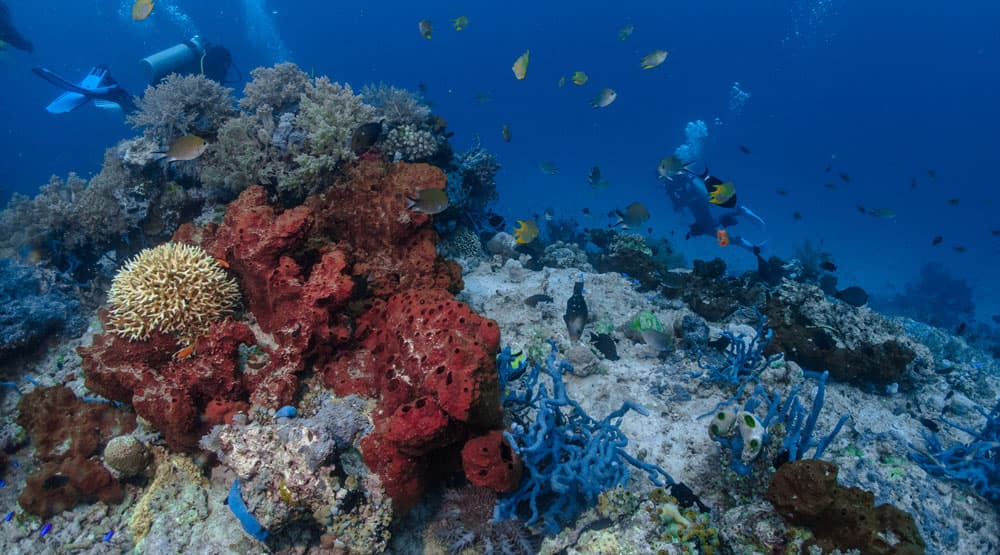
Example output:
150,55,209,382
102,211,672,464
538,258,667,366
0,173,84,257
361,82,431,127
446,145,500,217
0,149,152,269
198,112,281,198
106,242,240,343
239,62,311,114
285,77,375,197
128,73,235,143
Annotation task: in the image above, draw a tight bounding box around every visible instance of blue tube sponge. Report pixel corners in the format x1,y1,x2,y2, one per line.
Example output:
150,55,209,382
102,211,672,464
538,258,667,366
495,344,673,533
227,479,269,541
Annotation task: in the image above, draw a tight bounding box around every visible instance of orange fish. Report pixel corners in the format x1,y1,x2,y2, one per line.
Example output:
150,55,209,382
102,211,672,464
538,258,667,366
174,338,199,359
215,257,230,269
716,228,730,247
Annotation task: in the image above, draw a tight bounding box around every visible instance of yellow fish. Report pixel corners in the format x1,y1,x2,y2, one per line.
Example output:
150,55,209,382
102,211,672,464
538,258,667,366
641,49,669,70
161,135,208,163
590,88,617,108
131,0,154,21
558,75,566,88
418,19,433,39
502,124,512,143
514,220,539,244
571,71,589,86
512,49,530,80
708,182,736,205
452,16,469,31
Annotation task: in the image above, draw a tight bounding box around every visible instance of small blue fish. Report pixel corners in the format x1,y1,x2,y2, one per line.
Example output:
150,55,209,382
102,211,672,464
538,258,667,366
40,523,52,537
645,295,654,302
621,272,630,279
4,511,13,522
0,479,6,488
103,529,115,542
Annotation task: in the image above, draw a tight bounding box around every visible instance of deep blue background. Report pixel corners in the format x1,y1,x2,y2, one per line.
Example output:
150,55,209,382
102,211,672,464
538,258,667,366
1,0,997,321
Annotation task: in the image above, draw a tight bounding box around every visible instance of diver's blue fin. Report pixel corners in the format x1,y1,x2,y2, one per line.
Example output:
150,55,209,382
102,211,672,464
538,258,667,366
32,66,126,114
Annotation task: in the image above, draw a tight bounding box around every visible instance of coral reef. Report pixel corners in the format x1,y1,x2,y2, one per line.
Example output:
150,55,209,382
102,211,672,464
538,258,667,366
239,62,311,114
361,83,432,127
200,394,390,550
0,164,145,268
426,485,536,554
0,258,84,354
286,77,375,197
80,159,488,520
128,74,235,143
437,225,484,261
445,146,500,220
764,279,919,386
197,112,286,198
16,386,136,518
201,63,312,198
106,242,240,344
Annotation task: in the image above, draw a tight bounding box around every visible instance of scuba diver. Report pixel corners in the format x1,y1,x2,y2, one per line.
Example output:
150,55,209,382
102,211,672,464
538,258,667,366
661,164,767,254
0,0,31,52
32,35,235,115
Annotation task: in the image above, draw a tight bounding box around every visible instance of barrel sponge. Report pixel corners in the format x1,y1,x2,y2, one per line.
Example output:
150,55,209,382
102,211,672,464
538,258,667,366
107,242,240,343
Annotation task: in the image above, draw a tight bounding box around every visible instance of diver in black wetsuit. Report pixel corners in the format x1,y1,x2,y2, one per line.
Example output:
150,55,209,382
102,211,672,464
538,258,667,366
0,0,32,52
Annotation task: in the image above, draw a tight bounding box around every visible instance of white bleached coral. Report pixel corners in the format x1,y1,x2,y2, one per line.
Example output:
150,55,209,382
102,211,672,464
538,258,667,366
106,242,240,343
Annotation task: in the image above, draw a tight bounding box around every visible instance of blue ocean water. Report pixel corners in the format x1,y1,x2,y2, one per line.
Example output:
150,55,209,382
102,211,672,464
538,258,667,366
1,0,998,323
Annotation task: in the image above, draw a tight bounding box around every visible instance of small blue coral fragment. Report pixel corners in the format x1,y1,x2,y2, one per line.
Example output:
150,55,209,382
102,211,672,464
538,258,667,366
227,479,269,541
275,405,297,418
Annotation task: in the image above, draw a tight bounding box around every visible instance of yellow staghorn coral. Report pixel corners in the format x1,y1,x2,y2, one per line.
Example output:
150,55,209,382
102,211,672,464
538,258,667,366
107,242,240,343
